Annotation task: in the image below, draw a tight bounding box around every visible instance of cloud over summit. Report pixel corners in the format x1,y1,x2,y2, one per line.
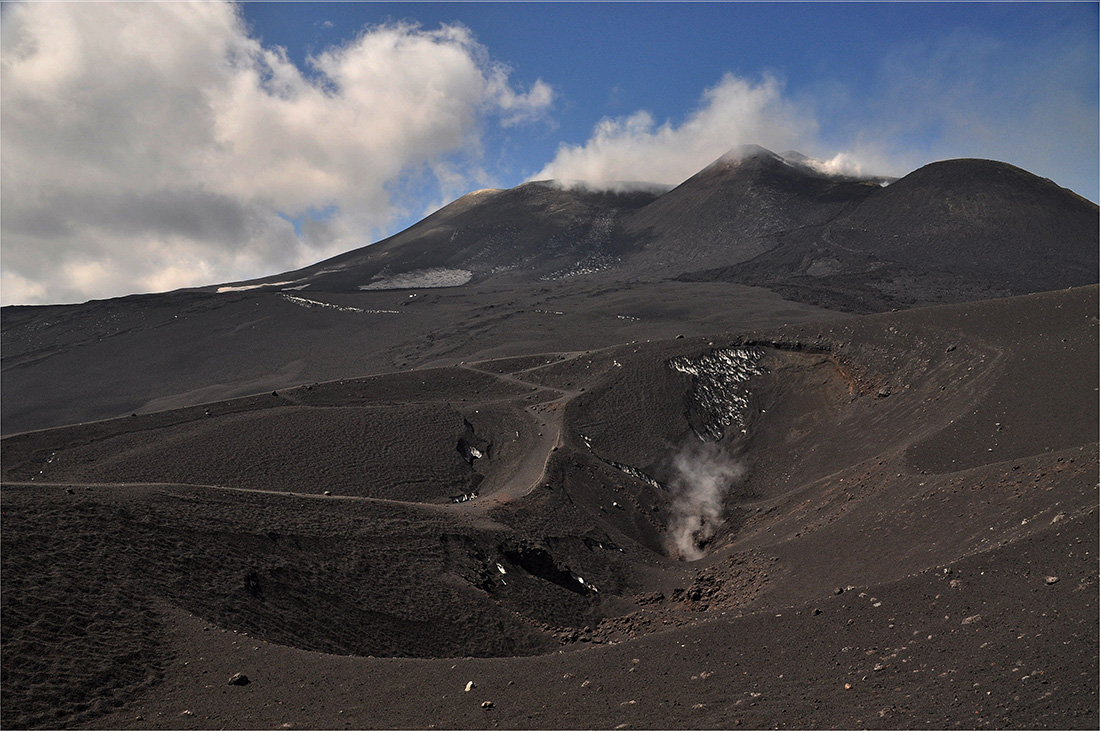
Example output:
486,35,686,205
1,2,552,305
529,73,887,191
531,74,822,188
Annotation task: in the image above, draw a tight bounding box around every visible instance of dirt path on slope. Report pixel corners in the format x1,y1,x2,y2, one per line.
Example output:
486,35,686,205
2,351,593,526
455,351,588,510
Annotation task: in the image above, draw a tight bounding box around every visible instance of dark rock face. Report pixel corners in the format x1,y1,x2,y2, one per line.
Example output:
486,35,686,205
501,544,594,596
621,147,882,273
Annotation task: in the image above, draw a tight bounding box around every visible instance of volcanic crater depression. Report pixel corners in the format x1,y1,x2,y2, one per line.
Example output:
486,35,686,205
0,339,822,651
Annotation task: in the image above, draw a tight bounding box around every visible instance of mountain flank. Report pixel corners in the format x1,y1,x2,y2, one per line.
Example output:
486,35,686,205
2,285,1096,729
3,148,1097,434
215,145,1097,313
1,144,1097,729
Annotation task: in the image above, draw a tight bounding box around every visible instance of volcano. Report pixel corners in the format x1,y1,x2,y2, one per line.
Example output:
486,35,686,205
2,147,1097,730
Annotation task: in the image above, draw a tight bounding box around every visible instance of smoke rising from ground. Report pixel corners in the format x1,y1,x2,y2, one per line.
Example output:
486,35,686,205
666,442,745,561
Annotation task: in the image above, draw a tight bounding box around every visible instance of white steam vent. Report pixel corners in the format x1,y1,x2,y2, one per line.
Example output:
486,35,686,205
664,347,761,560
666,442,745,561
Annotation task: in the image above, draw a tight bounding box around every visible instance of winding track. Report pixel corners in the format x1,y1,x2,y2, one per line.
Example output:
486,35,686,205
4,350,596,518
453,350,588,509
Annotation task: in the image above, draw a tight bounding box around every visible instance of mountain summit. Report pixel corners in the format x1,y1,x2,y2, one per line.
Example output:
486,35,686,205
219,146,1097,312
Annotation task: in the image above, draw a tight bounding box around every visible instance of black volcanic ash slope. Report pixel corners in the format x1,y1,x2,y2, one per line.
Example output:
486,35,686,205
2,286,1096,730
270,181,664,290
685,156,1099,311
2,147,1096,436
217,146,1098,310
620,145,883,272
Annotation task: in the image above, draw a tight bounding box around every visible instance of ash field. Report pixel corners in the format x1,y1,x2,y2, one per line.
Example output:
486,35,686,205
2,147,1097,729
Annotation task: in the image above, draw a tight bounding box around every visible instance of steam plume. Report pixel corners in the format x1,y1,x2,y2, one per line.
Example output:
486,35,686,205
666,442,744,561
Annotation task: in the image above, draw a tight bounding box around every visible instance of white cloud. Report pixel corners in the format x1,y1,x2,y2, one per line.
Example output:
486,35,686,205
533,27,1097,202
0,2,553,305
531,73,822,187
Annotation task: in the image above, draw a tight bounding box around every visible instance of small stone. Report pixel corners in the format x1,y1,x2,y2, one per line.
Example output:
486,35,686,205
1045,576,1059,584
833,587,843,595
228,672,250,686
180,709,194,716
323,490,332,496
962,614,981,625
481,700,494,709
813,608,823,615
465,681,475,692
876,386,892,398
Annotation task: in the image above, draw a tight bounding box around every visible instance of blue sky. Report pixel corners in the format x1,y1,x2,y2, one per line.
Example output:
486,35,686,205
1,2,1096,304
240,2,1098,195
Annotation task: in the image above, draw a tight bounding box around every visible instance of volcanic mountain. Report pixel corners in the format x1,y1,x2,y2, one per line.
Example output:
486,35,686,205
3,146,1095,434
225,145,1097,303
1,147,1097,730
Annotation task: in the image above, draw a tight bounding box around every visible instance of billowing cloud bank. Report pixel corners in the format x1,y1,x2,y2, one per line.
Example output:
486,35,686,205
532,28,1098,197
531,73,872,189
0,2,551,305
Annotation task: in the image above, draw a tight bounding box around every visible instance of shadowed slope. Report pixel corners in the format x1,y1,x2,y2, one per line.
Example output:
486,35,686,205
622,145,881,272
253,182,663,291
689,158,1100,311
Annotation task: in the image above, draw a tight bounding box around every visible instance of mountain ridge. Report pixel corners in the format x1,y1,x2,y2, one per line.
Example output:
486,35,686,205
199,146,1097,312
1,146,1096,432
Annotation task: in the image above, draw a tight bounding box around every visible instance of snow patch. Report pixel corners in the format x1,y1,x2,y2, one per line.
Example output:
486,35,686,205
217,281,297,293
281,294,363,313
668,348,762,441
359,268,473,290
